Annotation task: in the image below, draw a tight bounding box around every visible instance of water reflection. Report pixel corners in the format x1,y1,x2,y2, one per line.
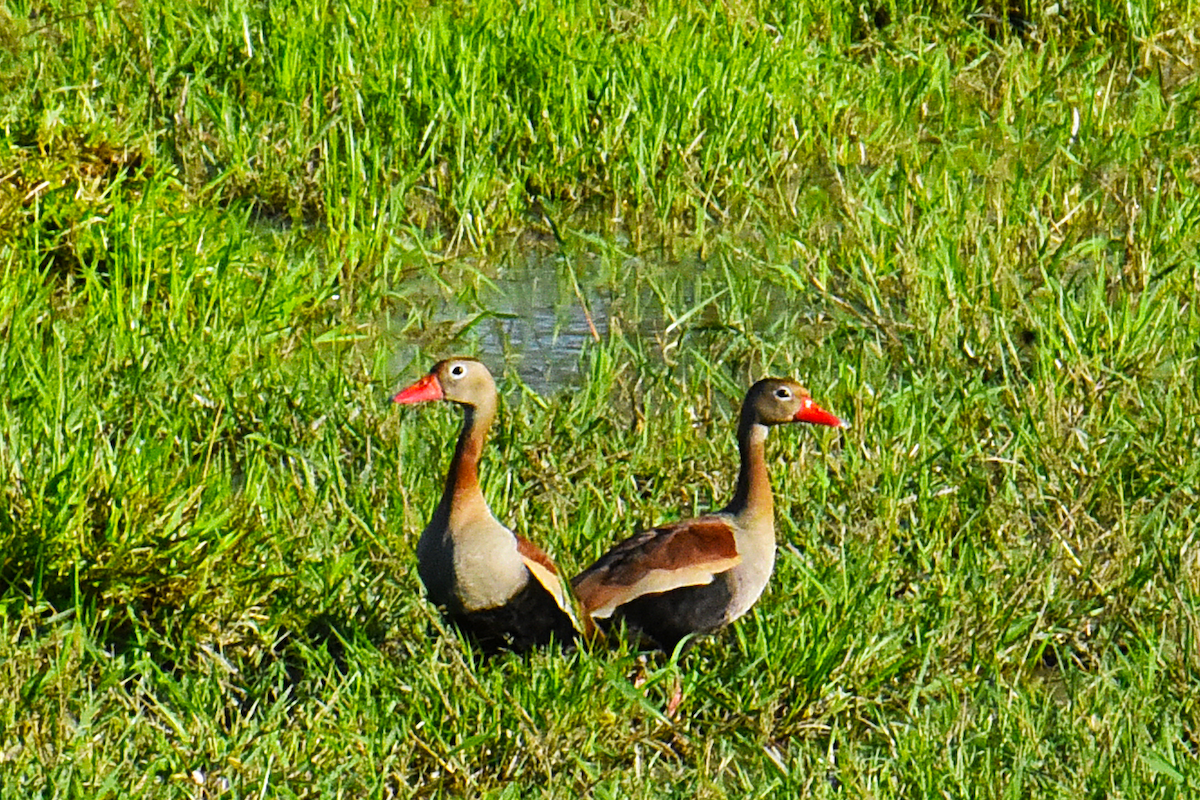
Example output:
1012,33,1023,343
387,248,620,394
386,245,725,395
474,250,611,393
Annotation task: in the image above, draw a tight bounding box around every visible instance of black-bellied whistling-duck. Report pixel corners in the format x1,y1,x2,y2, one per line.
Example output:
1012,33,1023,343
393,358,581,655
572,378,846,654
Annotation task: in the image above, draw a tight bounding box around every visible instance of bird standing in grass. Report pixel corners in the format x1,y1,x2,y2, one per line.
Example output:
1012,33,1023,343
572,378,846,664
394,357,583,655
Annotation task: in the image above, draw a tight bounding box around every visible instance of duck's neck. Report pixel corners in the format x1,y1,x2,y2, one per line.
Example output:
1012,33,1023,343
435,397,496,528
723,410,773,524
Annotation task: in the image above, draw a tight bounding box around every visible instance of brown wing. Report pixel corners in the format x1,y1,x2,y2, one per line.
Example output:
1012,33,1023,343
571,516,742,620
515,535,592,637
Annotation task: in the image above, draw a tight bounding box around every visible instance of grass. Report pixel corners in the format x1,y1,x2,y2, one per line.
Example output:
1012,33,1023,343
3,0,1200,796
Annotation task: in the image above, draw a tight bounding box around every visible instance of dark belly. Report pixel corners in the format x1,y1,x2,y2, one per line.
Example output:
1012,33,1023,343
605,573,733,653
442,573,578,656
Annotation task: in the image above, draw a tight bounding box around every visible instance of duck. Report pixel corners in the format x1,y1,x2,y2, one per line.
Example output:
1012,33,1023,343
572,378,846,654
393,357,582,655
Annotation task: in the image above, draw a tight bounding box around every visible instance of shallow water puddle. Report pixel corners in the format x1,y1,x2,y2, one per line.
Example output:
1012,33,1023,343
474,249,615,393
385,244,681,393
383,239,805,395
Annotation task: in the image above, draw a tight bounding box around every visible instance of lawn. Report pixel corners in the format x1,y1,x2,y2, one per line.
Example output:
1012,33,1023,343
2,0,1199,796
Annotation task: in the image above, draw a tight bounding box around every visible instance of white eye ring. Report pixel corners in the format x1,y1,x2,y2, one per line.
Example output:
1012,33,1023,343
450,364,466,377
775,387,791,400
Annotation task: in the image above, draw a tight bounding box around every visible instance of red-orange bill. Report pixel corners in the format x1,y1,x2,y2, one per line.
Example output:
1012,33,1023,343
393,373,444,404
793,398,848,428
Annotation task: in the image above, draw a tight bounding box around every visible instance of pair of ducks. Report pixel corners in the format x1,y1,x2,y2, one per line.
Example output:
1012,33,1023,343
394,358,847,657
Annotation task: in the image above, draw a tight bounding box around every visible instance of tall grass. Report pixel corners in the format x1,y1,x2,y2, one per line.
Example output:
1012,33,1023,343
2,0,1199,796
7,0,1195,242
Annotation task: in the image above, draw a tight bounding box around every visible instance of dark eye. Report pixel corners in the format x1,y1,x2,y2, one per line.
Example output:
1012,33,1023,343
775,387,791,400
450,364,466,378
